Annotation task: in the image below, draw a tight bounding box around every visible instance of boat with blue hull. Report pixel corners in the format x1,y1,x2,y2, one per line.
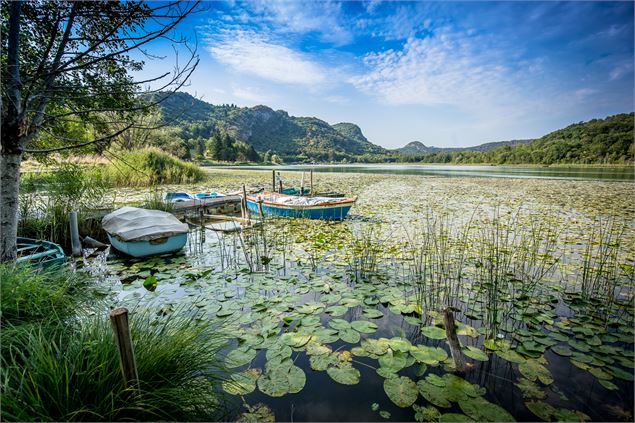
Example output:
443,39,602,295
16,237,66,268
245,192,355,220
102,207,189,257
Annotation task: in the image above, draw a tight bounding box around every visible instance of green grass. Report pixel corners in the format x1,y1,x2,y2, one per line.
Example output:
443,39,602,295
0,265,229,422
102,148,206,187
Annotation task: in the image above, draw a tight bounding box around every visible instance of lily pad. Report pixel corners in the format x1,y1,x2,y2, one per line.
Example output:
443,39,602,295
421,325,447,340
519,359,553,385
340,328,361,344
226,346,257,368
417,380,451,408
459,396,515,422
411,345,448,365
551,345,573,357
351,320,378,333
463,346,489,361
326,362,360,385
439,413,474,422
384,376,418,408
222,368,261,395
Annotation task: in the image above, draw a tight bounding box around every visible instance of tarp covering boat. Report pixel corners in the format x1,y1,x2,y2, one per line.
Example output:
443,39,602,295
102,207,189,242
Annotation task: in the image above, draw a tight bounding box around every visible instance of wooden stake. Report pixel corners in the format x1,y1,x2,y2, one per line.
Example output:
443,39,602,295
443,308,466,373
109,308,139,389
242,184,250,222
272,170,276,192
69,211,81,257
310,170,313,197
258,199,265,221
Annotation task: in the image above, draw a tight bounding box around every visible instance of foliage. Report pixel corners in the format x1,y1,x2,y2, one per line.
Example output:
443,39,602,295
101,148,205,187
0,264,228,422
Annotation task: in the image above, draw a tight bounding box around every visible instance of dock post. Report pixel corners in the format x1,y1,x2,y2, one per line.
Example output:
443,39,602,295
242,184,250,222
109,308,139,390
310,170,313,197
258,199,265,221
272,170,276,192
443,308,466,373
69,211,81,257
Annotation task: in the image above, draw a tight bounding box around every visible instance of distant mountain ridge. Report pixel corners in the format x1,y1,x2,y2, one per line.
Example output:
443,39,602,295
397,139,533,154
153,92,385,161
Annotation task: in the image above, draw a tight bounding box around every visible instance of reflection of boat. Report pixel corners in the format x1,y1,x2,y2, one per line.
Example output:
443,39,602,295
245,192,355,220
163,192,194,202
16,237,66,268
102,207,189,257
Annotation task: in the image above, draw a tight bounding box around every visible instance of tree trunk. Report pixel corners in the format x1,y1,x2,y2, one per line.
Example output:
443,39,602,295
0,150,23,262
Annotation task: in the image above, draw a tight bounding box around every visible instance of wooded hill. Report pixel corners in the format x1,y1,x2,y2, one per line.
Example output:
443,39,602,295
153,92,385,162
398,113,634,165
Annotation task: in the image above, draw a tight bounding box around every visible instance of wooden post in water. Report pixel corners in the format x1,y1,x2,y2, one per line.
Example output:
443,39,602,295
272,170,276,192
242,184,250,222
279,179,283,194
443,307,466,373
310,170,313,197
257,199,265,221
109,308,139,389
69,211,81,257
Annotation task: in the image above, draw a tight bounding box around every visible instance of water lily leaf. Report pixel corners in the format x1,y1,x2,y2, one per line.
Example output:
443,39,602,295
377,367,399,379
456,323,479,337
519,359,553,385
551,345,573,357
484,338,511,351
443,374,486,399
515,378,546,399
363,308,385,319
411,345,448,365
306,341,331,356
388,337,412,352
439,413,474,422
226,346,257,368
351,320,378,333
313,328,339,344
362,338,391,356
281,333,312,348
379,410,391,419
495,348,525,364
553,408,589,422
589,367,612,380
326,362,360,385
222,368,261,395
143,275,157,291
328,318,351,331
526,400,556,421
459,396,515,422
340,328,361,344
567,339,591,352
379,350,408,372
287,365,306,393
598,378,619,391
266,343,292,361
417,380,451,408
463,346,489,361
257,371,289,397
237,403,275,423
325,305,348,316
421,326,447,340
384,376,418,408
309,353,337,371
608,366,634,381
414,405,441,422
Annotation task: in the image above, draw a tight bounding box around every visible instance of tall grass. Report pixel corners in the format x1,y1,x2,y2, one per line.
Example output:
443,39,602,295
0,264,229,422
101,148,205,187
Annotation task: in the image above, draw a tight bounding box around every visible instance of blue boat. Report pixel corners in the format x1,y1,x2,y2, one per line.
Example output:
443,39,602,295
102,207,189,257
163,192,195,202
245,192,355,220
194,192,225,200
16,237,66,268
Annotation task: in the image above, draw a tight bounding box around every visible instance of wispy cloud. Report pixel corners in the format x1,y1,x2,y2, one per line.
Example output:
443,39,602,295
609,62,633,81
205,31,326,86
349,27,525,112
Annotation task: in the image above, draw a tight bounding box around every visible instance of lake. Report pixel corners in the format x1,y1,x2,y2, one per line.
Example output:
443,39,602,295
213,164,635,182
95,167,634,422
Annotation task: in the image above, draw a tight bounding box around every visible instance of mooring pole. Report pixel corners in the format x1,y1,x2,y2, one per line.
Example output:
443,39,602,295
443,308,466,373
242,184,250,222
310,170,314,197
272,170,276,192
109,308,139,390
69,211,81,257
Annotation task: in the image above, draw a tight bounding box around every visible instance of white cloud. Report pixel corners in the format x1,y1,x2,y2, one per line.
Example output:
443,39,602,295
609,62,633,81
349,28,523,111
206,31,326,86
231,84,271,104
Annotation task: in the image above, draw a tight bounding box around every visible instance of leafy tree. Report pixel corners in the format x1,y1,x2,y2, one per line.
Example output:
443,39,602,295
0,0,199,261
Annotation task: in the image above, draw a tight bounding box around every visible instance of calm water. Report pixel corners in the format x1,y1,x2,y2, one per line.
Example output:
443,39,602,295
214,164,635,181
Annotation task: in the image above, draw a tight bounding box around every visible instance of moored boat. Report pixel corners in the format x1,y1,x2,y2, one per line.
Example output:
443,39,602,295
245,192,355,220
16,237,66,268
163,192,195,202
102,207,189,257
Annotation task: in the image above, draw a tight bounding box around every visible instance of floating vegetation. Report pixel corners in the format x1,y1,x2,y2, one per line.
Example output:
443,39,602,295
93,169,634,421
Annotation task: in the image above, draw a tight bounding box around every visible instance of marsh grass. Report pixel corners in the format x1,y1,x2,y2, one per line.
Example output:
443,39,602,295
101,148,205,187
0,265,229,422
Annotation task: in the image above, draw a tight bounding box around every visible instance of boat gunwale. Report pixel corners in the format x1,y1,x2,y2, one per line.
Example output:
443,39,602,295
245,191,356,209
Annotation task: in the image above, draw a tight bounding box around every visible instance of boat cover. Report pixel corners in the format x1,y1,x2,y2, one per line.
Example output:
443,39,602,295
102,207,189,242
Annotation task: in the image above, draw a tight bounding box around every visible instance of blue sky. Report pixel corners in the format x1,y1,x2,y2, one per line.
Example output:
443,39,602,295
139,1,634,149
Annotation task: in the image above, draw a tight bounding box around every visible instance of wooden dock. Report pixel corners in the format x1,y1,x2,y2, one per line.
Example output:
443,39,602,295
171,195,242,218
